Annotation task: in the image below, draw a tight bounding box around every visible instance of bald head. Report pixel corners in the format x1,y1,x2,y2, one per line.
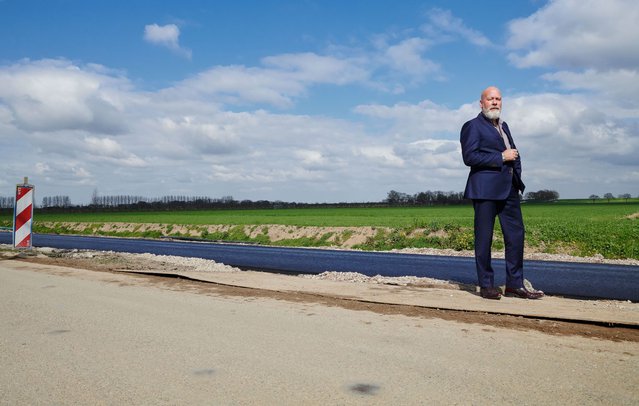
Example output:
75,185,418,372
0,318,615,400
481,86,501,101
480,86,502,120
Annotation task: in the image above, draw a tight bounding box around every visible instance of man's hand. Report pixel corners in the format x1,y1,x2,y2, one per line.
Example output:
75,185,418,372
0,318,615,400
502,148,519,162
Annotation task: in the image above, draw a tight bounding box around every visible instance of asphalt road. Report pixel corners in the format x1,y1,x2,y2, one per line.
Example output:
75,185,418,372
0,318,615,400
1,264,637,404
1,232,638,301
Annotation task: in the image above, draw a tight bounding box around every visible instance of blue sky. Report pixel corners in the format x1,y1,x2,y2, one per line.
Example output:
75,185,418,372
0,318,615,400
1,0,638,204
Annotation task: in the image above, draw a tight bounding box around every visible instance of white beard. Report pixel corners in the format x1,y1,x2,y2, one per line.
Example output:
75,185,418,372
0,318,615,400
482,107,500,120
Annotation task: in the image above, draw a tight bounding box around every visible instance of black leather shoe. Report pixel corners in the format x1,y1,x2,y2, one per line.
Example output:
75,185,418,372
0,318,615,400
505,287,544,299
480,287,502,300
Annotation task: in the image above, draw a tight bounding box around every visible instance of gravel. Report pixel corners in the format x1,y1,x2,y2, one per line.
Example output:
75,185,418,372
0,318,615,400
300,271,458,287
393,247,639,266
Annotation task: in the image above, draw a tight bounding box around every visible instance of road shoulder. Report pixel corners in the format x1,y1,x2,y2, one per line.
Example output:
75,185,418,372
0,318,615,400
3,255,639,342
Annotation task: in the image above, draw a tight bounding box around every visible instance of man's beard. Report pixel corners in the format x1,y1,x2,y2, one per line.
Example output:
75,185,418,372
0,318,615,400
482,107,500,120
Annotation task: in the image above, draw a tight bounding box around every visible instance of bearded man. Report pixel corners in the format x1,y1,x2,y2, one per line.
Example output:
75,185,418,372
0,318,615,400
460,86,543,300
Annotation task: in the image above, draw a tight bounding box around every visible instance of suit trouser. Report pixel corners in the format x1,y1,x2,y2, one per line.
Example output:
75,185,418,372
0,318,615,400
472,183,525,289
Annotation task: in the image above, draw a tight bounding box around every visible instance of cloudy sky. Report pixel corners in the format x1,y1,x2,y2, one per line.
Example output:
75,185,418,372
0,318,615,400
1,0,638,204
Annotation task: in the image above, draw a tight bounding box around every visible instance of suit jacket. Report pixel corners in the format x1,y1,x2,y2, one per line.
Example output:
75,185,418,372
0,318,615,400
460,113,525,200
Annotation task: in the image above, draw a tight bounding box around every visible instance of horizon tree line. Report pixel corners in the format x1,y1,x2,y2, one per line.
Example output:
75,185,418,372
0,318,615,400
0,190,637,210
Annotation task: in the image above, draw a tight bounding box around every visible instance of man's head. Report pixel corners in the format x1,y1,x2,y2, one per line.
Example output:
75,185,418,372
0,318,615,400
480,86,502,120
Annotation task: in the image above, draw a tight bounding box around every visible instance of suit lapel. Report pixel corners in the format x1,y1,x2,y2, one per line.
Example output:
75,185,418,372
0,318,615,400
502,122,516,149
479,114,507,148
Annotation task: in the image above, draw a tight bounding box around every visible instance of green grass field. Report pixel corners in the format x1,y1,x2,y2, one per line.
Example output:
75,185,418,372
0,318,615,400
1,202,637,259
12,206,476,227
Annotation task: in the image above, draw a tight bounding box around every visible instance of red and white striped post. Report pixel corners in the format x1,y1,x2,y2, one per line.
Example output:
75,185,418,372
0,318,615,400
13,177,34,249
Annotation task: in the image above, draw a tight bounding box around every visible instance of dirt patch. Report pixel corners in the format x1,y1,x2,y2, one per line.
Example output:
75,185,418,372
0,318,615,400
262,225,378,247
406,229,449,239
13,253,639,343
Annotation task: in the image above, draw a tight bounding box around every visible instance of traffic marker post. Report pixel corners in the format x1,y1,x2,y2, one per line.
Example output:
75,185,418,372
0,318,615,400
13,177,34,249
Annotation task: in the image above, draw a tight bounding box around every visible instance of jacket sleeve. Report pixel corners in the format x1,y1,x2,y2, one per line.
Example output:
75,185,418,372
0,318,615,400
460,120,503,168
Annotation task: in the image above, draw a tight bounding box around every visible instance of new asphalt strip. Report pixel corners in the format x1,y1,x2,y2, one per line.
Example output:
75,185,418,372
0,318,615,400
1,232,639,302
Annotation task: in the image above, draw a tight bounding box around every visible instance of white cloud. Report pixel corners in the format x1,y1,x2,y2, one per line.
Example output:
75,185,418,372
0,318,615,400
262,52,369,85
72,166,92,179
0,59,129,134
401,139,461,170
362,33,443,91
383,37,440,78
83,136,147,167
507,0,639,69
354,100,475,137
356,146,405,168
155,116,245,156
542,69,639,109
144,23,192,59
30,161,93,185
424,8,493,47
34,162,51,175
294,149,328,170
168,55,365,108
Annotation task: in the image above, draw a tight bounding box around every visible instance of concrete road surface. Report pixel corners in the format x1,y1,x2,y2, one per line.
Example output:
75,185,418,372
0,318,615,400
1,264,638,405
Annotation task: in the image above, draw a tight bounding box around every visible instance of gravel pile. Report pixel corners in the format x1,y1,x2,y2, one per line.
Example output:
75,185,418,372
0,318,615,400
301,271,456,287
124,252,241,273
16,246,241,273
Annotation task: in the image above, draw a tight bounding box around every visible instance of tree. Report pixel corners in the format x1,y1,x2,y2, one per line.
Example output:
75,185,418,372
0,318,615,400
604,193,614,202
618,193,632,202
384,189,465,205
524,189,559,202
589,194,600,203
41,195,72,208
91,188,99,206
385,190,403,205
219,195,235,204
415,191,433,205
0,196,14,209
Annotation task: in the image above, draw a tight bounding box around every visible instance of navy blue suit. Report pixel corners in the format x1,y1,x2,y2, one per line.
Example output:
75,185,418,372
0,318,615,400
460,113,526,289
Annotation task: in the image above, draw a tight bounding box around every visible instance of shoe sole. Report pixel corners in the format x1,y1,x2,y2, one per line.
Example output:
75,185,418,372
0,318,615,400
504,293,543,299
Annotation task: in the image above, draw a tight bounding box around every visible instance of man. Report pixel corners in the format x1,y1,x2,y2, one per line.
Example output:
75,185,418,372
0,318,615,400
460,86,543,300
